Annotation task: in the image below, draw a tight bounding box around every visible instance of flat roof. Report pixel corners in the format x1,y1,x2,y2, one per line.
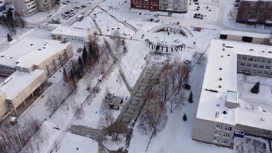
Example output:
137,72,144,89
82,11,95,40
197,39,272,129
236,108,272,131
16,40,71,69
0,70,44,100
221,30,270,39
196,40,238,125
51,26,89,38
0,38,70,68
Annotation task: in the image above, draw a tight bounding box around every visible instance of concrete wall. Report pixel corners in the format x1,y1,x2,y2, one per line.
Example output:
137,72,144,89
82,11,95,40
0,65,16,77
0,92,8,121
236,124,272,139
193,118,235,147
10,71,47,109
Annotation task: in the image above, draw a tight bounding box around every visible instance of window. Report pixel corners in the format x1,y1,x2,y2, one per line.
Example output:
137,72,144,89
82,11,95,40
266,66,271,69
257,71,262,74
267,60,271,63
247,63,252,67
259,65,264,68
222,140,228,144
248,57,254,61
240,62,245,66
263,131,270,136
242,56,247,60
264,71,269,75
225,127,232,131
216,125,223,130
253,64,258,68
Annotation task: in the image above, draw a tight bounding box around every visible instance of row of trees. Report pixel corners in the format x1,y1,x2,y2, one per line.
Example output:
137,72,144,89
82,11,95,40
137,60,191,136
0,9,25,34
0,118,46,152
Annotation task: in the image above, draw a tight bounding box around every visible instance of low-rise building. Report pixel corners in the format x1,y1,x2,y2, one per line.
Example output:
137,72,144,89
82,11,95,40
51,26,91,43
1,70,47,115
220,30,271,45
0,37,73,77
193,39,272,147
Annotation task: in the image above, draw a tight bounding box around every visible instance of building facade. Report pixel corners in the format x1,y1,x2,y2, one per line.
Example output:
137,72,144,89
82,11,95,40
131,0,188,13
11,0,38,16
236,0,272,25
193,39,272,147
11,0,55,16
159,0,188,13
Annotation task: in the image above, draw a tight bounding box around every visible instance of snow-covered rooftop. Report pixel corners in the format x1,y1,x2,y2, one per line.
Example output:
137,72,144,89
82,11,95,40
197,39,272,127
221,30,270,39
0,38,69,68
16,40,71,69
0,70,45,100
51,26,89,38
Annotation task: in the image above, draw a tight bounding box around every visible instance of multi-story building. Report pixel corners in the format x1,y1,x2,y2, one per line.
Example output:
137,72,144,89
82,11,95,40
236,0,272,25
11,0,38,16
36,0,55,12
130,0,159,11
159,0,188,13
131,0,189,13
193,39,272,147
11,0,55,16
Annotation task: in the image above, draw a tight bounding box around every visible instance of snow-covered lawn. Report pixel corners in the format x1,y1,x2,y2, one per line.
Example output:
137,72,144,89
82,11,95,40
238,74,272,113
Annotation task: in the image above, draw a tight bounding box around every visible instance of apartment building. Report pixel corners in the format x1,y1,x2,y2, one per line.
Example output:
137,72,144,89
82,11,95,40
12,0,38,16
131,0,189,13
159,0,188,13
36,0,55,12
11,0,55,16
193,39,272,147
236,0,272,25
131,0,159,11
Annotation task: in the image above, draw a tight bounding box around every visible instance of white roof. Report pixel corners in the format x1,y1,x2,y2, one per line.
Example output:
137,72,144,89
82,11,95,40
0,37,69,68
196,39,272,126
16,40,71,69
51,26,89,38
241,0,272,2
236,108,272,131
196,40,238,125
221,30,270,39
0,70,44,100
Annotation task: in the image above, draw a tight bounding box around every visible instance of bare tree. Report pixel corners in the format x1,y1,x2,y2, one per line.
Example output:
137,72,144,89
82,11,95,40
45,94,63,114
138,83,168,136
106,121,128,142
72,104,85,120
53,140,61,152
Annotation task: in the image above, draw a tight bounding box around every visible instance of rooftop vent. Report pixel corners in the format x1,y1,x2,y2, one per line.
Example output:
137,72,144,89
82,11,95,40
223,110,227,114
228,54,230,56
222,43,225,46
262,51,265,53
219,85,222,88
216,104,220,107
215,111,219,118
221,55,224,58
1,55,4,57
219,67,222,70
205,89,218,93
10,57,12,59
30,44,33,46
38,49,41,51
219,77,222,81
249,49,254,51
261,117,265,121
269,51,272,53
222,48,225,51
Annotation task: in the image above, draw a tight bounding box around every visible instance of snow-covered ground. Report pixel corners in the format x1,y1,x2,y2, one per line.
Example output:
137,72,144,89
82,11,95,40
0,0,271,152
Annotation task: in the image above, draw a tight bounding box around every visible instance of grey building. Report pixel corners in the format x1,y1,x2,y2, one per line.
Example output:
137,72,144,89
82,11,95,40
159,0,188,13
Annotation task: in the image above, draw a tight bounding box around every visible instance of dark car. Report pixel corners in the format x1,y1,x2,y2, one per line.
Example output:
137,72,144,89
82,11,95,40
183,84,191,90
